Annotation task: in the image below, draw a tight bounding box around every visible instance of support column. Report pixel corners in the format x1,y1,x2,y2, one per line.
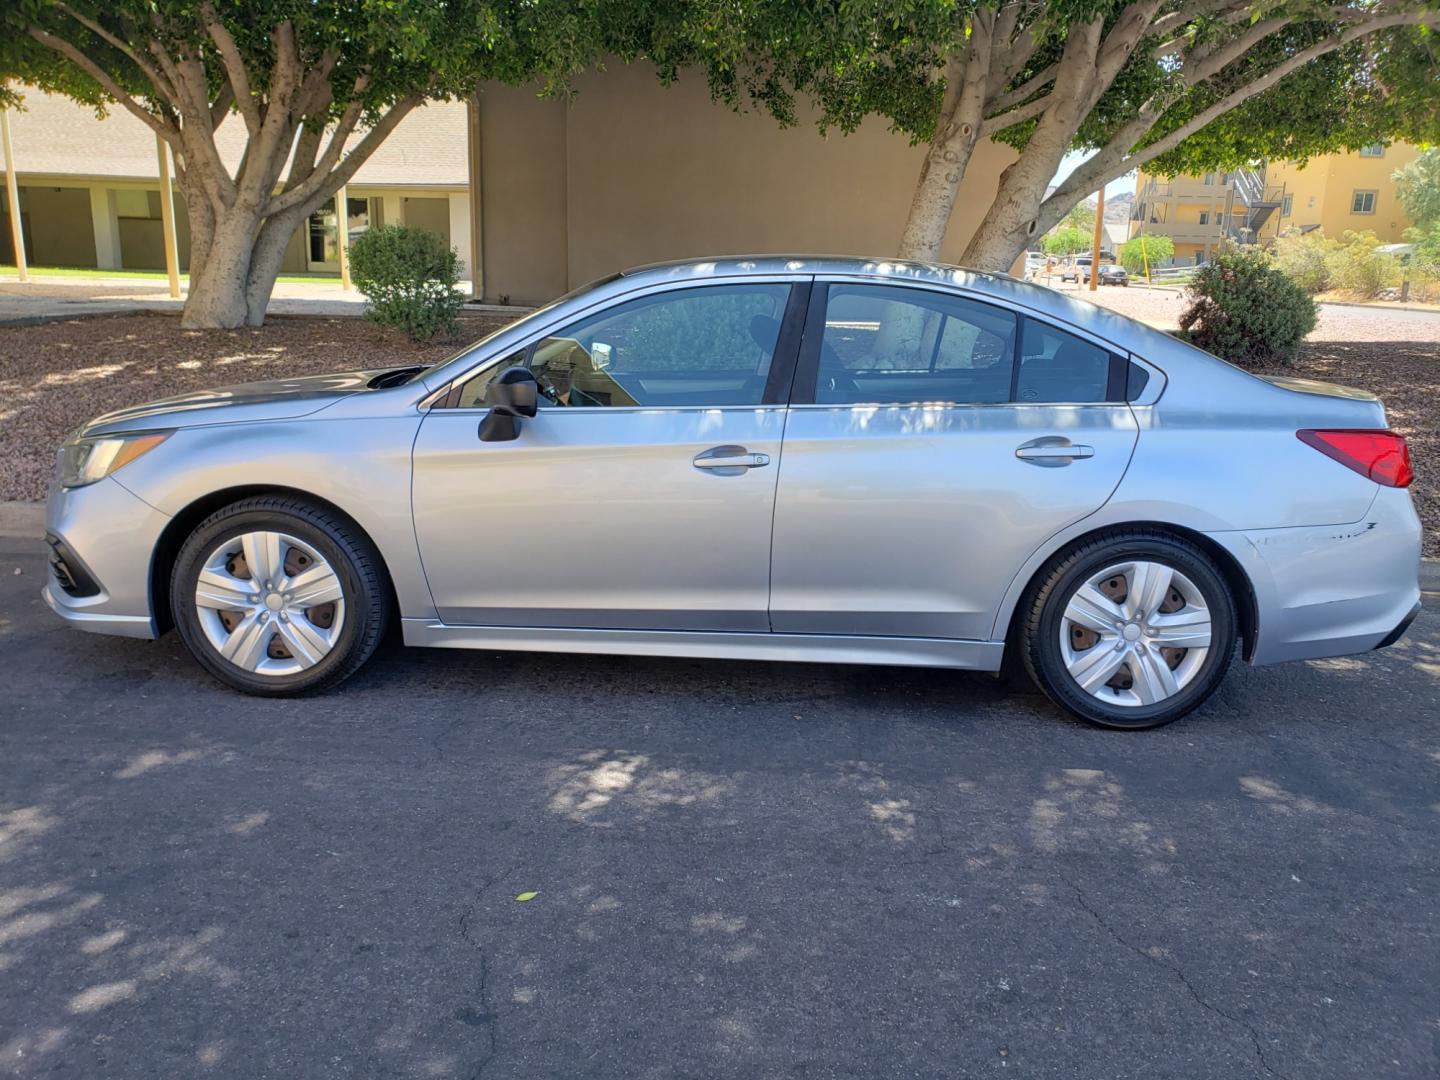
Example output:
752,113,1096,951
89,186,121,270
1,107,26,280
466,92,484,300
155,133,180,298
335,185,351,290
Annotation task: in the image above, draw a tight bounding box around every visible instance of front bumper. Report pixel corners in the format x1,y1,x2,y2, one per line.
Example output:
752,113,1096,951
1207,486,1423,665
43,475,169,640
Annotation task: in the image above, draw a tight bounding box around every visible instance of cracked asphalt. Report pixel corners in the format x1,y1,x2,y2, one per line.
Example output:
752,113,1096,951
2,536,1437,1079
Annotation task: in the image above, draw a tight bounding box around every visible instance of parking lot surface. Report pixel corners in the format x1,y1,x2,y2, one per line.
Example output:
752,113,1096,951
2,537,1437,1079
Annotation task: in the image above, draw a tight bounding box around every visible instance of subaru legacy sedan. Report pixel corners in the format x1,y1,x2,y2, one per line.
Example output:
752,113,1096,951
44,257,1420,729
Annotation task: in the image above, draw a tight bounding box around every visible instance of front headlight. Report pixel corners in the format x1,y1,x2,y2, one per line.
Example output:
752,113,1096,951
58,432,170,489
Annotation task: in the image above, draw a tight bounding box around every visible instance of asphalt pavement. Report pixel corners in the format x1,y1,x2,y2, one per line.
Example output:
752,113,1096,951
2,536,1437,1079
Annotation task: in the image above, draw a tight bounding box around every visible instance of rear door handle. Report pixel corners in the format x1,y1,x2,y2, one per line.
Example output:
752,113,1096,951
693,445,770,472
1015,439,1094,466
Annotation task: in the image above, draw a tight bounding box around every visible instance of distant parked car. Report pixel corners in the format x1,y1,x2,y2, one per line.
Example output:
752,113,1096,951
43,256,1421,729
1098,264,1129,286
1060,256,1092,283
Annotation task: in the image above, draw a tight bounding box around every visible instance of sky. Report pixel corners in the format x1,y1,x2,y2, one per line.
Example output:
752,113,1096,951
1052,151,1137,201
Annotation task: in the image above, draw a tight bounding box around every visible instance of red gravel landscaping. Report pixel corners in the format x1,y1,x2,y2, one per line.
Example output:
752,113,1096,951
2,307,1435,554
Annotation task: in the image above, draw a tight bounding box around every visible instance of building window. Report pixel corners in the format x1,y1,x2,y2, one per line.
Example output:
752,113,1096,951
1198,211,1209,225
1281,194,1293,217
1202,173,1215,185
1359,145,1384,158
1351,190,1377,215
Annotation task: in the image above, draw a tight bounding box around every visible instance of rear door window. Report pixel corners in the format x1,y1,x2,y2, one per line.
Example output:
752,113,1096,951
810,285,1017,405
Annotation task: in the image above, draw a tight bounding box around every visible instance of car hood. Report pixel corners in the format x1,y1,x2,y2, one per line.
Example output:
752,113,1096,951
80,369,398,436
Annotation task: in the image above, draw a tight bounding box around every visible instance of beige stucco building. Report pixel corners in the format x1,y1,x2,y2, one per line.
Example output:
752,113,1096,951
0,89,468,281
1129,143,1421,264
2,68,1018,305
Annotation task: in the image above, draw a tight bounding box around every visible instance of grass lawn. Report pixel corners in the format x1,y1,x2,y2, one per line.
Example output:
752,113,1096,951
0,264,328,285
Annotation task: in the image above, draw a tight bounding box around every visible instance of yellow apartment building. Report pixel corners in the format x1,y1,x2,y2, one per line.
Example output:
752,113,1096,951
1130,143,1421,264
1266,142,1420,243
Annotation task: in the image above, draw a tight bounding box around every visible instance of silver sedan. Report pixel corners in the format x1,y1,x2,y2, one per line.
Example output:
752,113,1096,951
43,257,1421,729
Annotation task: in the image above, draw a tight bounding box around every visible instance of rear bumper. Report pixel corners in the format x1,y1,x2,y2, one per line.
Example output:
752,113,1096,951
43,475,167,640
1206,486,1422,665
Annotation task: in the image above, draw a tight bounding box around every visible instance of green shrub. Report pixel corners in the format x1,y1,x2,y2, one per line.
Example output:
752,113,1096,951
349,224,463,341
1178,248,1317,367
1118,234,1174,275
1272,229,1333,293
1324,229,1401,299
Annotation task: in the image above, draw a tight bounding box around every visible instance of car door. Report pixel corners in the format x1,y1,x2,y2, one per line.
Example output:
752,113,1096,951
769,281,1139,640
412,280,807,631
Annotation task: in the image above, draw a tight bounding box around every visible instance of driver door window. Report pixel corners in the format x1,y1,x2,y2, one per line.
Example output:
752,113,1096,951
456,284,791,408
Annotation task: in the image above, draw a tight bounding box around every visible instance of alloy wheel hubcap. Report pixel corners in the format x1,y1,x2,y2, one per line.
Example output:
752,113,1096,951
1059,560,1211,708
194,531,345,676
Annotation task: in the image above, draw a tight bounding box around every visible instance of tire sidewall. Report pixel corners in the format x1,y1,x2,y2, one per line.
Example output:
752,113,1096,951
1031,537,1237,729
171,509,371,695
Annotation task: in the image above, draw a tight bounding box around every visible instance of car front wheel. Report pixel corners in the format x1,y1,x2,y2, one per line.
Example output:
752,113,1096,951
1019,531,1237,729
170,497,390,695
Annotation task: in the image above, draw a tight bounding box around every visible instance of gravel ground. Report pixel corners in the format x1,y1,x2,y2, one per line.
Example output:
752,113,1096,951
0,313,511,504
2,302,1435,551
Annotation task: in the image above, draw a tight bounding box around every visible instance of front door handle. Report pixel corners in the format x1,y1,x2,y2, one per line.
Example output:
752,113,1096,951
693,445,770,473
1015,438,1094,466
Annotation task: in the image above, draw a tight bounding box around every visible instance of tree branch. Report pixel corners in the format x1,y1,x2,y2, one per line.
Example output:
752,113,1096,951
54,2,175,100
200,4,261,134
25,27,175,143
210,79,235,130
267,92,424,215
1046,9,1440,212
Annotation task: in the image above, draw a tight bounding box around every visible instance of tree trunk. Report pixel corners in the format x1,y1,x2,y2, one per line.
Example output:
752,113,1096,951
244,207,309,326
896,29,993,263
958,21,1104,272
179,212,260,329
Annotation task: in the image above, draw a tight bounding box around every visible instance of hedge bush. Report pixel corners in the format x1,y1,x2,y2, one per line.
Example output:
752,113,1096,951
1272,230,1333,293
1325,229,1401,298
1178,248,1317,367
349,224,463,341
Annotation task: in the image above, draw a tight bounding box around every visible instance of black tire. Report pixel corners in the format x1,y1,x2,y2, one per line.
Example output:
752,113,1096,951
1019,530,1238,730
170,496,390,695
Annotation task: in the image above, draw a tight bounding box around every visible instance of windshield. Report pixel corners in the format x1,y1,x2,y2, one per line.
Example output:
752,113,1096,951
423,272,624,384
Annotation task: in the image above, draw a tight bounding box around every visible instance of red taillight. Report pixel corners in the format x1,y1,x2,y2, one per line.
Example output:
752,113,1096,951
1298,429,1414,488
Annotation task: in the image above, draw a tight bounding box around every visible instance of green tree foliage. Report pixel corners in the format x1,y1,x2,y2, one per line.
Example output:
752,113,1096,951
1042,226,1092,256
349,225,463,341
0,0,646,326
1393,147,1440,231
1061,202,1096,233
1180,249,1318,366
1118,235,1174,275
653,1,1440,271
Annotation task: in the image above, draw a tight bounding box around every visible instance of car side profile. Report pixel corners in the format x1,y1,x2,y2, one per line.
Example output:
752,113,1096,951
44,257,1421,729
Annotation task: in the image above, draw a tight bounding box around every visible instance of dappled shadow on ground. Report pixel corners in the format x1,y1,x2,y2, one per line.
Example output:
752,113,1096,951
3,551,1438,1077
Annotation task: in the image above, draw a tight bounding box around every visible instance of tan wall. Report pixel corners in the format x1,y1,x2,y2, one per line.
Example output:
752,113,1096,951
478,65,1017,305
476,85,569,304
402,196,451,245
4,186,96,266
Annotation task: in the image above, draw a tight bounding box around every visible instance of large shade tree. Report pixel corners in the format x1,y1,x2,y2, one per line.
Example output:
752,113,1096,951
656,0,1440,271
1,0,631,327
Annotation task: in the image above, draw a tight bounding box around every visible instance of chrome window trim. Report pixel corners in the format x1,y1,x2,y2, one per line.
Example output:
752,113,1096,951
427,403,793,416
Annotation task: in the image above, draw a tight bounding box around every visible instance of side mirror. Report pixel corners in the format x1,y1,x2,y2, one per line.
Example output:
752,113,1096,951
478,367,539,442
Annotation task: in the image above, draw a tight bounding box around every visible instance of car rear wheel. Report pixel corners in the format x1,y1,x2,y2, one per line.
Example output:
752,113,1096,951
170,497,389,695
1020,531,1237,729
